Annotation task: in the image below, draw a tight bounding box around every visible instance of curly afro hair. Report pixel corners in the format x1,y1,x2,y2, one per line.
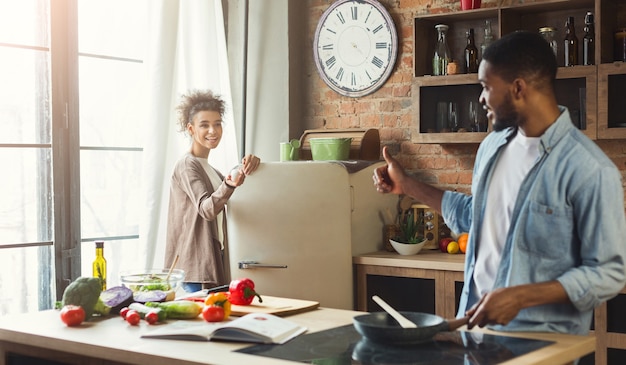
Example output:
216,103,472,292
175,89,226,133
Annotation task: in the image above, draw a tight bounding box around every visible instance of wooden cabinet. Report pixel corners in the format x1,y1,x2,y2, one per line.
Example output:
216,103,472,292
353,251,465,319
412,0,626,144
594,287,626,365
354,251,626,365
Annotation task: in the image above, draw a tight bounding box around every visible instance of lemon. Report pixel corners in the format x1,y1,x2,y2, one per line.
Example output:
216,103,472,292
447,241,460,254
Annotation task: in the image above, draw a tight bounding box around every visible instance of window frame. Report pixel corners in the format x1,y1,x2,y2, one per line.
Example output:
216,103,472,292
50,0,82,299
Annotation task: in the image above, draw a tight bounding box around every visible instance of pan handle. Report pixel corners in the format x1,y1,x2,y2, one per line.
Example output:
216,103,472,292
446,316,470,331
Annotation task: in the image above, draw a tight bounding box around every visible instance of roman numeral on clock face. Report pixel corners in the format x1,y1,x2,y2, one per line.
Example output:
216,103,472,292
326,56,336,69
336,12,345,24
372,56,384,68
336,67,345,81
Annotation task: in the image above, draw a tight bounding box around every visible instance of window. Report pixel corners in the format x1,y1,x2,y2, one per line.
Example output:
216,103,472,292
0,0,147,315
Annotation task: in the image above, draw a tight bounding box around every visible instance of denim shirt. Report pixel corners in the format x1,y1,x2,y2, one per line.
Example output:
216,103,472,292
442,107,626,335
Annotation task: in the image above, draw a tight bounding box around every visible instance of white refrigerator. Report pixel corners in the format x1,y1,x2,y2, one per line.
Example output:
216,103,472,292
226,161,397,310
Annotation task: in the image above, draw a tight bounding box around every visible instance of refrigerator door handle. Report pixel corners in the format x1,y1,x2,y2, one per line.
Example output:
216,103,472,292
238,260,288,269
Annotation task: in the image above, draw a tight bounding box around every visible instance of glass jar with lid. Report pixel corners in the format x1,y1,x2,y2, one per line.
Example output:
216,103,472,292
539,27,558,59
433,24,451,76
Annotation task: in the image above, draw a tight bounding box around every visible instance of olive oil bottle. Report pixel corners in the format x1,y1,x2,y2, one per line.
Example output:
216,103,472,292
92,241,107,290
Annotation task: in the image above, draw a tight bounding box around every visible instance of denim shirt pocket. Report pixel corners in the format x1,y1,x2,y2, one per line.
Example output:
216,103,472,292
519,200,574,260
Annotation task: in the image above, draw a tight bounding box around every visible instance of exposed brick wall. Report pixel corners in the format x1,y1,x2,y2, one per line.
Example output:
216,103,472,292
304,0,626,206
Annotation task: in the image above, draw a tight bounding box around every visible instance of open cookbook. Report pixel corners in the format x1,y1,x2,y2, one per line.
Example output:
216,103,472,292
141,312,307,344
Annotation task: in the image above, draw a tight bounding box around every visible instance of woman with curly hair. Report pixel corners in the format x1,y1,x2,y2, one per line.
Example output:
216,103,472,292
165,89,260,293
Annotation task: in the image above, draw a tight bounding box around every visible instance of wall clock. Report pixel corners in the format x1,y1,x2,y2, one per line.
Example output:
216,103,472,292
313,0,398,98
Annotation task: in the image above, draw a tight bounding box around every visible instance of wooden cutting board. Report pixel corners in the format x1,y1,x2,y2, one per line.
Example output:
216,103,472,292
230,295,319,317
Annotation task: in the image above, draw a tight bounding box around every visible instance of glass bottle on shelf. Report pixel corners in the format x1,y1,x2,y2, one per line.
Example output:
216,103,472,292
583,12,594,65
464,28,478,73
433,24,451,76
480,20,493,60
92,241,107,290
564,16,578,66
539,27,558,59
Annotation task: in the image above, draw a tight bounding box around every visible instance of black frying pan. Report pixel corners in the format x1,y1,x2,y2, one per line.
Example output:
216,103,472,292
353,311,469,345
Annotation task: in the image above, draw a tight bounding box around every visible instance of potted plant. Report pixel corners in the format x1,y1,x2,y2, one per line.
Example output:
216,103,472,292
389,209,427,255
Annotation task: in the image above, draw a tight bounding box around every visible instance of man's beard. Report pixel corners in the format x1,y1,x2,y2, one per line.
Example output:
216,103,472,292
491,93,521,132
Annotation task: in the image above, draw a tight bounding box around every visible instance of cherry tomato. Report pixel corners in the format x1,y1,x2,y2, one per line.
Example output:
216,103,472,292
119,307,130,319
125,309,141,326
145,311,159,325
60,305,85,327
202,305,225,322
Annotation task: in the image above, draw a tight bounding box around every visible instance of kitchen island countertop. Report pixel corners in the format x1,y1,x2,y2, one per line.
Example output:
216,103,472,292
0,307,594,365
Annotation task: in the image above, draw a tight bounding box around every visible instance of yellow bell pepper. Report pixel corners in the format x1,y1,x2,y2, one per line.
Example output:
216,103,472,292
204,292,231,319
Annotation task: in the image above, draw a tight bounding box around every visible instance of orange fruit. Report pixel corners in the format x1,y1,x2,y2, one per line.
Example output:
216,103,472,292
457,233,469,254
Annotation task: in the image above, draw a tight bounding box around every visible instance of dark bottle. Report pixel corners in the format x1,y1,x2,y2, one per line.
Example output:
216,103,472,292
464,28,479,73
564,16,578,66
583,12,595,65
92,241,107,290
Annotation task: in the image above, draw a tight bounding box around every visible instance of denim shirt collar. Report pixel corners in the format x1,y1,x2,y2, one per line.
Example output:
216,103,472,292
493,105,571,156
538,106,572,155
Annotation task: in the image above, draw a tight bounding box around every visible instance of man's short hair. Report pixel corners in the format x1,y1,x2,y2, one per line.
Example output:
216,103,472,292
482,31,557,90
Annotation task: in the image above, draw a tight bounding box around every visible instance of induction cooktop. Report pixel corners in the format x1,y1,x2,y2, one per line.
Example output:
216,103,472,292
236,324,554,365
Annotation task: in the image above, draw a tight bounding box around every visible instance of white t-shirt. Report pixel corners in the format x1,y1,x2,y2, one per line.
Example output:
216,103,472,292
473,130,540,297
196,157,225,249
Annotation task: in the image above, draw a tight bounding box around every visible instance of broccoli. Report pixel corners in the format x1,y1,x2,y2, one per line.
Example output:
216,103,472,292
61,277,111,319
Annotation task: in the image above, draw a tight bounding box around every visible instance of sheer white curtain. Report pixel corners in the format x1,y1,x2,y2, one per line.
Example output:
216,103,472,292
138,0,238,270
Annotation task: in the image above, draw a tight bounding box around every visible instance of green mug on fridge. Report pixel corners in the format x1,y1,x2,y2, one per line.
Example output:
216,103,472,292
280,139,300,161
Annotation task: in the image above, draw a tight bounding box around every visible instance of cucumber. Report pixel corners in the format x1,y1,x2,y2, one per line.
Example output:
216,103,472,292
145,300,202,319
128,302,167,322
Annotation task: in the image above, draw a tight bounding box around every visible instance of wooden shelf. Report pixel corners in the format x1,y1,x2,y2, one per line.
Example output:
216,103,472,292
412,0,626,144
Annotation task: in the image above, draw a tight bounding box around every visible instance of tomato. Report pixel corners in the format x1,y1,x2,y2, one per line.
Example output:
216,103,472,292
202,305,225,322
145,311,159,325
204,292,231,319
60,305,85,327
119,307,130,319
125,309,141,326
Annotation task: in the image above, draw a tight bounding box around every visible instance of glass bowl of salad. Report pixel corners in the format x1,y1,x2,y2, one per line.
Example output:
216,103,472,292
119,269,185,300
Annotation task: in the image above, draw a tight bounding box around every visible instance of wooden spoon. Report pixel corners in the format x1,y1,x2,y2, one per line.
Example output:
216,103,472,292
165,254,180,282
372,295,418,328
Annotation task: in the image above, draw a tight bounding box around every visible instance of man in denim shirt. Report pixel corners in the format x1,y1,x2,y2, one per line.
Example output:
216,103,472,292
374,31,626,335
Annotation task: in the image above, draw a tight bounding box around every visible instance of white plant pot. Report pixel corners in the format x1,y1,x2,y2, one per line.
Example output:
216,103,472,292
389,238,427,256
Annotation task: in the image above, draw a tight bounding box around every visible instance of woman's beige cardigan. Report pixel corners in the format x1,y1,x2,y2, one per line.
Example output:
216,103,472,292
165,153,234,287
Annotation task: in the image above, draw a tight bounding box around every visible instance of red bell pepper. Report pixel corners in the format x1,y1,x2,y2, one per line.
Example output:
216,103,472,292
228,278,263,305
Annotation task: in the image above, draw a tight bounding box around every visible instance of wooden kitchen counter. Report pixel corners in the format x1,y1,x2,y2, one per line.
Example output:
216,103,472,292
354,250,465,318
0,307,594,365
353,249,465,271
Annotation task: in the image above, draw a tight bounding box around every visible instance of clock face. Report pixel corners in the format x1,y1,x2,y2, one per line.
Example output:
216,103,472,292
313,0,398,97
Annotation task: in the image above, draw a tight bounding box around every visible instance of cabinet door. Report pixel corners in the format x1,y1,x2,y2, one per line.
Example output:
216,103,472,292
597,63,626,139
412,76,487,144
555,66,597,140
